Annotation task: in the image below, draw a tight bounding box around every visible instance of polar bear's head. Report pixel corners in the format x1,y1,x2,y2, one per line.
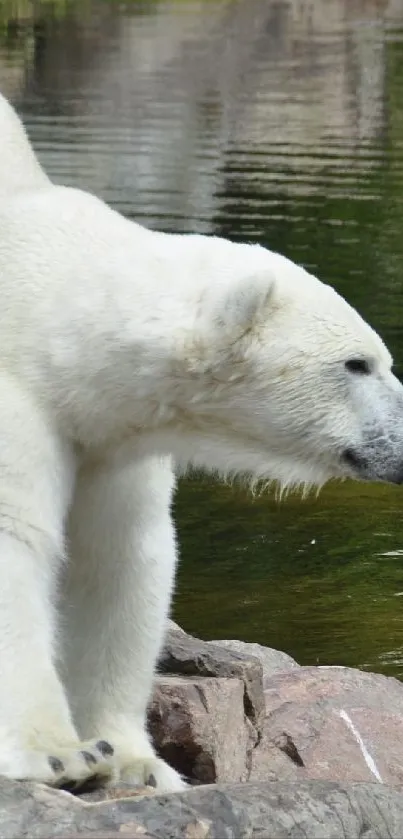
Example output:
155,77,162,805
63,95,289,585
184,241,403,492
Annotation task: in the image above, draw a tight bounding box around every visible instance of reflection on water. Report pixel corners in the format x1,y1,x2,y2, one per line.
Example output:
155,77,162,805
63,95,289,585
2,0,403,675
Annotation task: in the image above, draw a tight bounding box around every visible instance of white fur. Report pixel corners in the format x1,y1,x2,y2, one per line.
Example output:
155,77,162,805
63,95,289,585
0,91,402,792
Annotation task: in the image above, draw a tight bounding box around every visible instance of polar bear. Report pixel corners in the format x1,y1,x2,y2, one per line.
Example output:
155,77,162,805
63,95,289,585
0,91,402,794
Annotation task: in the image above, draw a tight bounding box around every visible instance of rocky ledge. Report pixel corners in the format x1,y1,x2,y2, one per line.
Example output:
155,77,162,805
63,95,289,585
4,621,403,837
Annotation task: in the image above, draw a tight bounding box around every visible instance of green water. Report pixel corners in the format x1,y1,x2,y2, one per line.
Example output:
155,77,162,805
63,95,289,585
2,0,403,675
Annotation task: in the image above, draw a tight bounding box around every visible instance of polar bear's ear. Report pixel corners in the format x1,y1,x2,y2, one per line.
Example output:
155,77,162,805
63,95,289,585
207,271,276,338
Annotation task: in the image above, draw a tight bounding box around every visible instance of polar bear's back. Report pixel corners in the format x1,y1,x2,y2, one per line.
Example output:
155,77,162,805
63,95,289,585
0,93,48,193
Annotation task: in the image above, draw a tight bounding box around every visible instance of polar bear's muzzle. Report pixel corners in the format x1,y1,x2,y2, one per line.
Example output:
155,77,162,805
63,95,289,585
341,432,403,485
342,446,403,484
335,367,403,485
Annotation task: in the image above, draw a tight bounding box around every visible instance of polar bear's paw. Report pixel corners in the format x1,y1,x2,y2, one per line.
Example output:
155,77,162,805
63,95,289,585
119,754,186,793
0,737,116,791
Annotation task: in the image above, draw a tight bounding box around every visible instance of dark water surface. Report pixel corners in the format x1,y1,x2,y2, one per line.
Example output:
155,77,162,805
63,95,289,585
2,0,403,675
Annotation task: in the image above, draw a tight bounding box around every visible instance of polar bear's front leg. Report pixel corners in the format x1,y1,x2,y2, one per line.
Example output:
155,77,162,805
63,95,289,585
64,453,185,792
0,375,115,788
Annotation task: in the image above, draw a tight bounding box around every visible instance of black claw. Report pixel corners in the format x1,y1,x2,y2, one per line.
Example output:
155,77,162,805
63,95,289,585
59,780,79,793
59,774,108,796
147,773,157,788
81,750,97,766
76,774,107,794
48,755,65,774
95,739,114,757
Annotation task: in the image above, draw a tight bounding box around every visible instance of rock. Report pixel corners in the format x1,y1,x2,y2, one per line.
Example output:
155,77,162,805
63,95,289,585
155,628,273,783
207,639,299,686
161,628,403,792
3,626,403,835
149,675,257,783
2,776,403,837
251,665,403,787
159,628,265,734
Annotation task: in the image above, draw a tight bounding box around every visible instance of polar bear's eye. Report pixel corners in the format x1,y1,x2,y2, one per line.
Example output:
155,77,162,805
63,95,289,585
345,358,371,375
